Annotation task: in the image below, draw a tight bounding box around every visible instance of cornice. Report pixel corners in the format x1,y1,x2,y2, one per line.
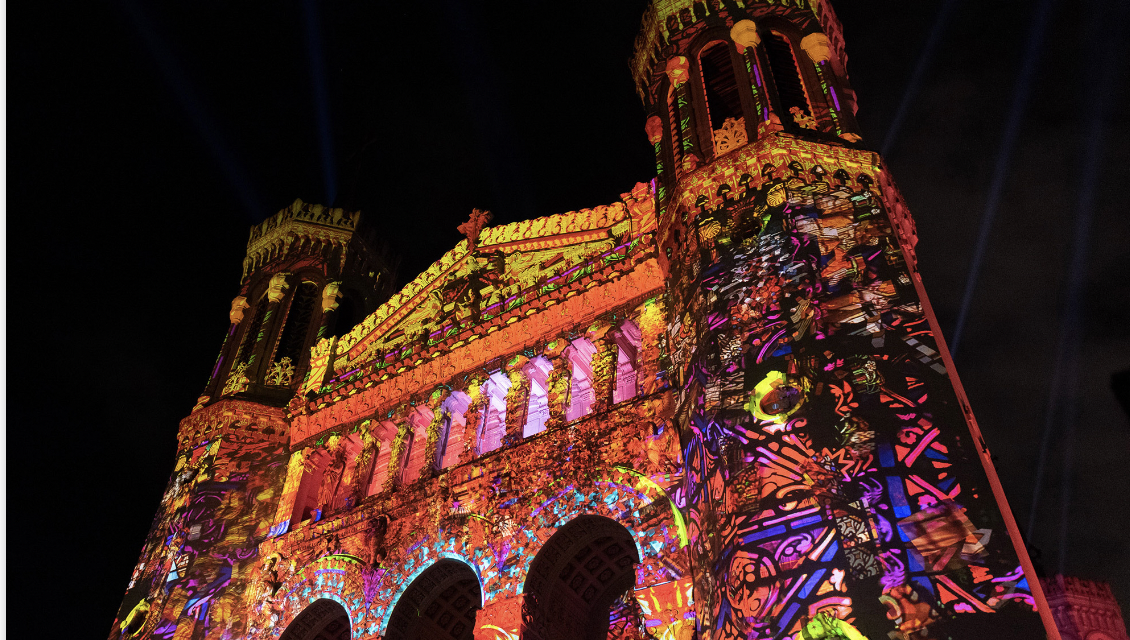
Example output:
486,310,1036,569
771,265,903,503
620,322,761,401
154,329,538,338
288,254,665,448
177,397,289,453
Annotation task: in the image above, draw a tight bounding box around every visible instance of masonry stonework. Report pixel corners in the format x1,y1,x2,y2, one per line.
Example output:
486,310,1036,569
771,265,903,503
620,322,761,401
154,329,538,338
111,3,1059,640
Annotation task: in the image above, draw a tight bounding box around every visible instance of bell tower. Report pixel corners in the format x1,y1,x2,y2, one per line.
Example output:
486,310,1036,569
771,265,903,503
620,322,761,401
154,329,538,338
110,199,397,639
200,198,398,411
633,1,1061,638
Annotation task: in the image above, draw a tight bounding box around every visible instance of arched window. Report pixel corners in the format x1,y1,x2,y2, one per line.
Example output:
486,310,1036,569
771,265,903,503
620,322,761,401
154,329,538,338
698,42,746,155
763,30,813,127
523,356,554,437
477,372,511,454
274,281,320,366
235,293,269,363
612,320,643,403
399,408,432,485
565,339,598,421
435,391,472,470
290,449,329,526
365,421,398,496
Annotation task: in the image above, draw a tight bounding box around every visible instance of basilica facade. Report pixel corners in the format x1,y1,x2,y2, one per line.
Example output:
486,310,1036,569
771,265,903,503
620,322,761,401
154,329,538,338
111,2,1058,639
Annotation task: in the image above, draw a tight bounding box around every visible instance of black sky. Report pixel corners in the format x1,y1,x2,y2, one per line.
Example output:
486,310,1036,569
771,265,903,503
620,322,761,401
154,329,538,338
8,1,1129,637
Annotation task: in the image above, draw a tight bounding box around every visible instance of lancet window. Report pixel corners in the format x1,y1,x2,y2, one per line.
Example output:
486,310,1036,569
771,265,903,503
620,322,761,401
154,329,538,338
273,281,320,367
698,41,746,156
365,421,398,496
290,450,328,526
564,339,598,421
667,86,683,167
763,30,813,127
235,293,268,364
477,372,511,454
399,408,432,485
612,320,643,403
435,391,472,470
523,356,554,437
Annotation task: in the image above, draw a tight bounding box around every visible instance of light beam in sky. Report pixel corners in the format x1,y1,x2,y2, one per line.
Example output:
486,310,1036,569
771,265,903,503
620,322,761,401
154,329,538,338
120,0,265,220
303,0,339,206
949,0,1055,357
881,0,959,158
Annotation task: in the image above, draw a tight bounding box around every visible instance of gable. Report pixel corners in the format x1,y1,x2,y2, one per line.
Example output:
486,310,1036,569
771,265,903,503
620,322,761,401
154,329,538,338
318,182,656,381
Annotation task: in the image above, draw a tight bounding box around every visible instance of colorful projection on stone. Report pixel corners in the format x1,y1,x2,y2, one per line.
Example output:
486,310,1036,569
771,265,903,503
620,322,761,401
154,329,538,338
660,139,1042,639
111,2,1049,639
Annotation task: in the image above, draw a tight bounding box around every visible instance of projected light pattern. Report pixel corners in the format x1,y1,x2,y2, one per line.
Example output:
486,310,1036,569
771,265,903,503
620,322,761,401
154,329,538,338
110,2,1051,639
659,138,1038,638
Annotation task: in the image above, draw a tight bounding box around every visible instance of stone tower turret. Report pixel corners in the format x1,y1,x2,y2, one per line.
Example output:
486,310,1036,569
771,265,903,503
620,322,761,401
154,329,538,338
632,1,1060,638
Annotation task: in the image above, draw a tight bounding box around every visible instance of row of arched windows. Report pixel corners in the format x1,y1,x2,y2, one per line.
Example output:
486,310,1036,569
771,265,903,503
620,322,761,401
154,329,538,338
657,22,850,182
219,272,363,394
287,320,645,528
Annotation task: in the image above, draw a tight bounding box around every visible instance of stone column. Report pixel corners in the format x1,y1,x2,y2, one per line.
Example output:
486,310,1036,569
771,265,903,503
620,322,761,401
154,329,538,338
458,384,486,464
543,354,569,431
666,55,703,177
589,337,617,415
348,428,380,506
731,19,778,136
422,391,447,477
503,366,531,446
800,33,847,137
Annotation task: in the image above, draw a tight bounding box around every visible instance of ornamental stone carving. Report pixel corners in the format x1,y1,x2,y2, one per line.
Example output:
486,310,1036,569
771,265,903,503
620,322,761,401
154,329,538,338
801,32,832,64
665,56,690,86
322,281,343,313
730,20,760,51
266,272,292,303
229,296,250,324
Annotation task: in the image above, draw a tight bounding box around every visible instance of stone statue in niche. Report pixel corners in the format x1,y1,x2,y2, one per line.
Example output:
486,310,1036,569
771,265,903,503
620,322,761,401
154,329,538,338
266,272,292,303
321,281,342,313
229,296,250,324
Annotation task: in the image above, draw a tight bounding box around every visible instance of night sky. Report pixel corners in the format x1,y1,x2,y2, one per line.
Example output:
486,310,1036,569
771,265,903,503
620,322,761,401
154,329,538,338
8,1,1129,637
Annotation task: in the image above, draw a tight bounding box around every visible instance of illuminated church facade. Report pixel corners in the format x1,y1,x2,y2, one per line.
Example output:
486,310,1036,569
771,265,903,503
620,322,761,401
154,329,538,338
111,2,1060,639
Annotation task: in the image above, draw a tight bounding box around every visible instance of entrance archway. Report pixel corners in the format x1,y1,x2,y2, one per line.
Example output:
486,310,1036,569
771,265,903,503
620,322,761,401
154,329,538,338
279,598,350,640
522,515,640,640
384,558,481,640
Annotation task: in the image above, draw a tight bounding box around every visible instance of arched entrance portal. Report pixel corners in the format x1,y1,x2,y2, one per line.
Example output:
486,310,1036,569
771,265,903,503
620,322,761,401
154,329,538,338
385,558,481,640
279,598,350,640
522,515,641,640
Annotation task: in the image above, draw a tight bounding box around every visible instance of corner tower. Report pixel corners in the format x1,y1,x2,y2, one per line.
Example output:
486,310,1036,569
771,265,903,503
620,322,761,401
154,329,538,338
632,1,1060,638
202,199,398,411
110,199,396,640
